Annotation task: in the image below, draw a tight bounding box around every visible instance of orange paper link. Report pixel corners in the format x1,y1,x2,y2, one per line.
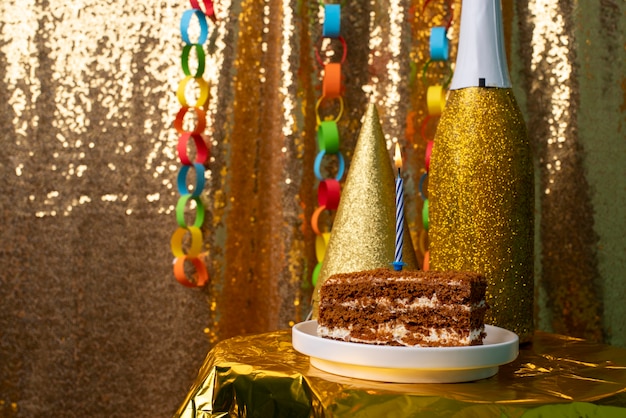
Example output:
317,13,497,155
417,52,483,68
423,250,430,271
174,106,207,135
322,63,342,99
311,205,327,235
174,255,208,287
405,111,416,142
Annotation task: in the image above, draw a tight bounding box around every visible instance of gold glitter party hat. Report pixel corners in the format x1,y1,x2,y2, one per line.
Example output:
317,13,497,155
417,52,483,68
312,104,418,316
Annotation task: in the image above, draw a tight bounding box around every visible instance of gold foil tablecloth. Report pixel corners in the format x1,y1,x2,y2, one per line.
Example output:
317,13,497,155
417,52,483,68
174,330,626,417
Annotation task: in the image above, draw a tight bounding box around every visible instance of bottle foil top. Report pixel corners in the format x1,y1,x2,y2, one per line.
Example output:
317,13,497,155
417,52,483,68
450,0,511,89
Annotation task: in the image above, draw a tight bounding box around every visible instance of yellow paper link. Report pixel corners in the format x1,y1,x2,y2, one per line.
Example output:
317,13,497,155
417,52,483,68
418,228,429,255
427,84,446,116
315,96,344,125
177,75,210,107
315,232,331,262
170,226,204,258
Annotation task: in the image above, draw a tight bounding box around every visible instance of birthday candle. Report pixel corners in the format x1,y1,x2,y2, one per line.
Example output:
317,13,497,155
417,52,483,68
393,143,405,271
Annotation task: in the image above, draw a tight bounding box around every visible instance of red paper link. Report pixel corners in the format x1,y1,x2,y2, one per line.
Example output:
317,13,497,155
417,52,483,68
318,179,341,211
425,140,434,172
420,114,439,142
315,35,347,67
178,132,209,165
189,0,217,23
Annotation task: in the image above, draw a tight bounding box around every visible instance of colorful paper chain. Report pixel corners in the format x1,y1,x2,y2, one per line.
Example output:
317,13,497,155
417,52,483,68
170,1,217,287
311,2,348,286
412,1,454,271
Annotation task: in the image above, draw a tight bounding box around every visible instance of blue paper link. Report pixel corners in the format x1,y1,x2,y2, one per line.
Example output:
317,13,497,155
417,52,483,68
314,150,345,182
180,9,209,45
429,26,449,61
418,172,428,201
177,163,206,197
323,4,341,38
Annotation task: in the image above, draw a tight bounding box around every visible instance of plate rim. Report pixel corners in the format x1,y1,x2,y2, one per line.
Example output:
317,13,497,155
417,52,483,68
292,320,519,371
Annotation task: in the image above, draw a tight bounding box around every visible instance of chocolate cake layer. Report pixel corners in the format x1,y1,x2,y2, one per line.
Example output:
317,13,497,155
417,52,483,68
317,268,488,347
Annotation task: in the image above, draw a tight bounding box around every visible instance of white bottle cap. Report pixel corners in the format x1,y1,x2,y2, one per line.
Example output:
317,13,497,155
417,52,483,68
449,0,511,89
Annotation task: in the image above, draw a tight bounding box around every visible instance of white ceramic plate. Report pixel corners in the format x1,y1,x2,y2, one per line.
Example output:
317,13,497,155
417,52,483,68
292,320,519,383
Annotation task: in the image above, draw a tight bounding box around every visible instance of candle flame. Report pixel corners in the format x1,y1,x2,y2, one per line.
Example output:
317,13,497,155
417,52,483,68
394,143,403,170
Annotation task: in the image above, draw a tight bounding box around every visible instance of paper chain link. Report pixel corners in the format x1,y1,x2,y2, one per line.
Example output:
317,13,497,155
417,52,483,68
169,1,217,288
407,1,455,270
311,3,348,286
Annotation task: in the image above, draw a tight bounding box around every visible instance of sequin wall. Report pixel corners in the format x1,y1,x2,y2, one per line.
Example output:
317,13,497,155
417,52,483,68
513,1,626,344
0,0,624,416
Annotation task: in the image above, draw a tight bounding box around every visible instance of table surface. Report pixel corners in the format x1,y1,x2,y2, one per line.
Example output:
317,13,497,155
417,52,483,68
174,328,626,417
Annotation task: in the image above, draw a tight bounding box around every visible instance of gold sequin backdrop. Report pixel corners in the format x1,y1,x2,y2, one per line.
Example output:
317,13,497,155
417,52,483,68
0,0,624,416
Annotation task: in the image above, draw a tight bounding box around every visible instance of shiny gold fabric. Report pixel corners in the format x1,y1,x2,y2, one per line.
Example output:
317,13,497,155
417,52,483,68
175,330,626,417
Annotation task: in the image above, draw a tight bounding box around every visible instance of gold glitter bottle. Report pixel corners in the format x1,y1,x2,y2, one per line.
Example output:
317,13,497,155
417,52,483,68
429,0,534,342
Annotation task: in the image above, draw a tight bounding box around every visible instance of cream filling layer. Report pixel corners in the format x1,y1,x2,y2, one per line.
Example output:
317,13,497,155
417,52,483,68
317,324,485,346
326,277,467,287
338,297,486,311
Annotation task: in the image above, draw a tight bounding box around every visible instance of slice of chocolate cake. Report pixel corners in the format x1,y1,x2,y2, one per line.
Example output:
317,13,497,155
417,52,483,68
317,268,488,347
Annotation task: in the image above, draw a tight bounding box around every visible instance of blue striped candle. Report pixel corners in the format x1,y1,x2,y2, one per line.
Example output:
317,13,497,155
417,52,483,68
393,143,405,271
